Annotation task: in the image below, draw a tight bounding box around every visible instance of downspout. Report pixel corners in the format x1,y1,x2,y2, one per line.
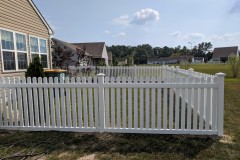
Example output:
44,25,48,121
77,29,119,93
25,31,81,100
49,35,53,69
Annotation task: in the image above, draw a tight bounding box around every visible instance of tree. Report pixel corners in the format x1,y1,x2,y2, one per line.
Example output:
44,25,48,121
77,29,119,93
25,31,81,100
52,42,74,69
229,56,240,77
25,56,45,78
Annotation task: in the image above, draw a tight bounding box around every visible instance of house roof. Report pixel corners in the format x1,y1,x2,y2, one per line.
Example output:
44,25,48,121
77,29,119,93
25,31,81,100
72,42,105,58
212,46,238,58
52,38,91,56
29,0,54,35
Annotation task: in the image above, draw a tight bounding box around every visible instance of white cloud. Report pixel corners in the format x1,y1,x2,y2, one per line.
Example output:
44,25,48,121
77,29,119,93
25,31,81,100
116,32,126,37
104,30,111,34
169,31,181,37
211,32,240,41
186,32,205,39
131,8,160,25
113,14,129,25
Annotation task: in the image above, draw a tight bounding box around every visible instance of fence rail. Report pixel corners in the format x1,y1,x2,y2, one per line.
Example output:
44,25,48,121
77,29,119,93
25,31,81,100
0,70,225,136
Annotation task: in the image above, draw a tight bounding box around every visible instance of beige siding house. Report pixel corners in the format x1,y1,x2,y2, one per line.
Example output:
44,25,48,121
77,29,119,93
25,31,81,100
0,0,53,77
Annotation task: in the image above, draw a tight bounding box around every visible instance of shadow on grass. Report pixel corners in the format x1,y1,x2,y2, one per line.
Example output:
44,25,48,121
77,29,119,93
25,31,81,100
0,131,219,159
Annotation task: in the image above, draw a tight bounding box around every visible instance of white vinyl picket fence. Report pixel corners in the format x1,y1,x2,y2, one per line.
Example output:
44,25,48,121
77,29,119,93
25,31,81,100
0,70,225,136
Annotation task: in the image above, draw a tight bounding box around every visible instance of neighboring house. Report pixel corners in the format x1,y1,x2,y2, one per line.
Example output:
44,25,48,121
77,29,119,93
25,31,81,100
72,42,109,66
107,52,112,66
192,57,204,63
51,38,91,67
0,0,53,77
147,56,191,65
212,46,239,62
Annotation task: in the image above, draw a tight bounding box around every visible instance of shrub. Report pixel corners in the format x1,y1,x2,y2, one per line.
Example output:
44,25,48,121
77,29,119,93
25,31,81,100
229,56,240,78
25,56,45,78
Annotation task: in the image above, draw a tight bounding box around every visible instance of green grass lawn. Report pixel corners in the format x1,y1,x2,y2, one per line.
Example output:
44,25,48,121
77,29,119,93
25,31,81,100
188,63,235,78
0,64,240,160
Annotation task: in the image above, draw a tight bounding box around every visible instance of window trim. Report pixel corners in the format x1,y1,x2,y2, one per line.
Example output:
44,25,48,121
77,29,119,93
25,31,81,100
29,35,48,68
0,28,29,72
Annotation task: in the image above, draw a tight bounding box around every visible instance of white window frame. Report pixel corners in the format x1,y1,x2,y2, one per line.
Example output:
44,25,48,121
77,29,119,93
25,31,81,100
29,35,48,68
0,28,29,72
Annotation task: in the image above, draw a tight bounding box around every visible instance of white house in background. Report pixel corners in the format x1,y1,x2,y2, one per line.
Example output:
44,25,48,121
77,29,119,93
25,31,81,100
192,57,204,63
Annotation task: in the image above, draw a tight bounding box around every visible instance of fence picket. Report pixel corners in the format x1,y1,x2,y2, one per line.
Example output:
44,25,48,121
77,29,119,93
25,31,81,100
122,77,127,129
21,78,29,127
6,78,13,126
49,77,56,127
199,77,205,130
163,78,168,129
193,78,199,130
54,77,61,127
187,78,193,130
60,78,66,127
151,77,156,129
43,78,50,127
169,78,174,129
134,77,138,128
157,77,162,129
32,77,39,127
175,78,180,129
65,78,71,127
139,77,143,129
38,77,45,127
128,77,132,128
105,77,110,128
110,77,115,128
88,77,94,128
1,78,8,126
205,77,211,130
212,77,218,130
116,77,121,128
11,78,18,126
76,77,83,128
181,78,186,130
82,77,88,128
94,77,99,129
145,77,150,129
71,77,77,128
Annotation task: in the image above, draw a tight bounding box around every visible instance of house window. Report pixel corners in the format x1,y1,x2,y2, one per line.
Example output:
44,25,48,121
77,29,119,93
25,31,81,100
16,33,27,69
30,36,48,68
0,29,28,71
30,37,39,53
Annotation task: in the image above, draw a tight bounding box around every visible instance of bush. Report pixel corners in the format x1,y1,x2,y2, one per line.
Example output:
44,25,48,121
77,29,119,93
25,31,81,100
180,60,191,70
229,56,240,78
25,56,45,78
97,60,106,66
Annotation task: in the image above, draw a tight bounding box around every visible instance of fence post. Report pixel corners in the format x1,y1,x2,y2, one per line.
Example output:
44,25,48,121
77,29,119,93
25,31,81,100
216,72,226,136
97,73,105,133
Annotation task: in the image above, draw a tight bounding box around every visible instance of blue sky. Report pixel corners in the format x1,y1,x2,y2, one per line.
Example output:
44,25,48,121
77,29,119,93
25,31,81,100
34,0,240,49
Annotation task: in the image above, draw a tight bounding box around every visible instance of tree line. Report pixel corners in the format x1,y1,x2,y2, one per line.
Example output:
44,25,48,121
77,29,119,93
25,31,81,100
107,42,213,65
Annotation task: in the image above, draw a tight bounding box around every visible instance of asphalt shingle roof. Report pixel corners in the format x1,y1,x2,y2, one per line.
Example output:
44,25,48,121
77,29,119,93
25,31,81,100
212,46,238,58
